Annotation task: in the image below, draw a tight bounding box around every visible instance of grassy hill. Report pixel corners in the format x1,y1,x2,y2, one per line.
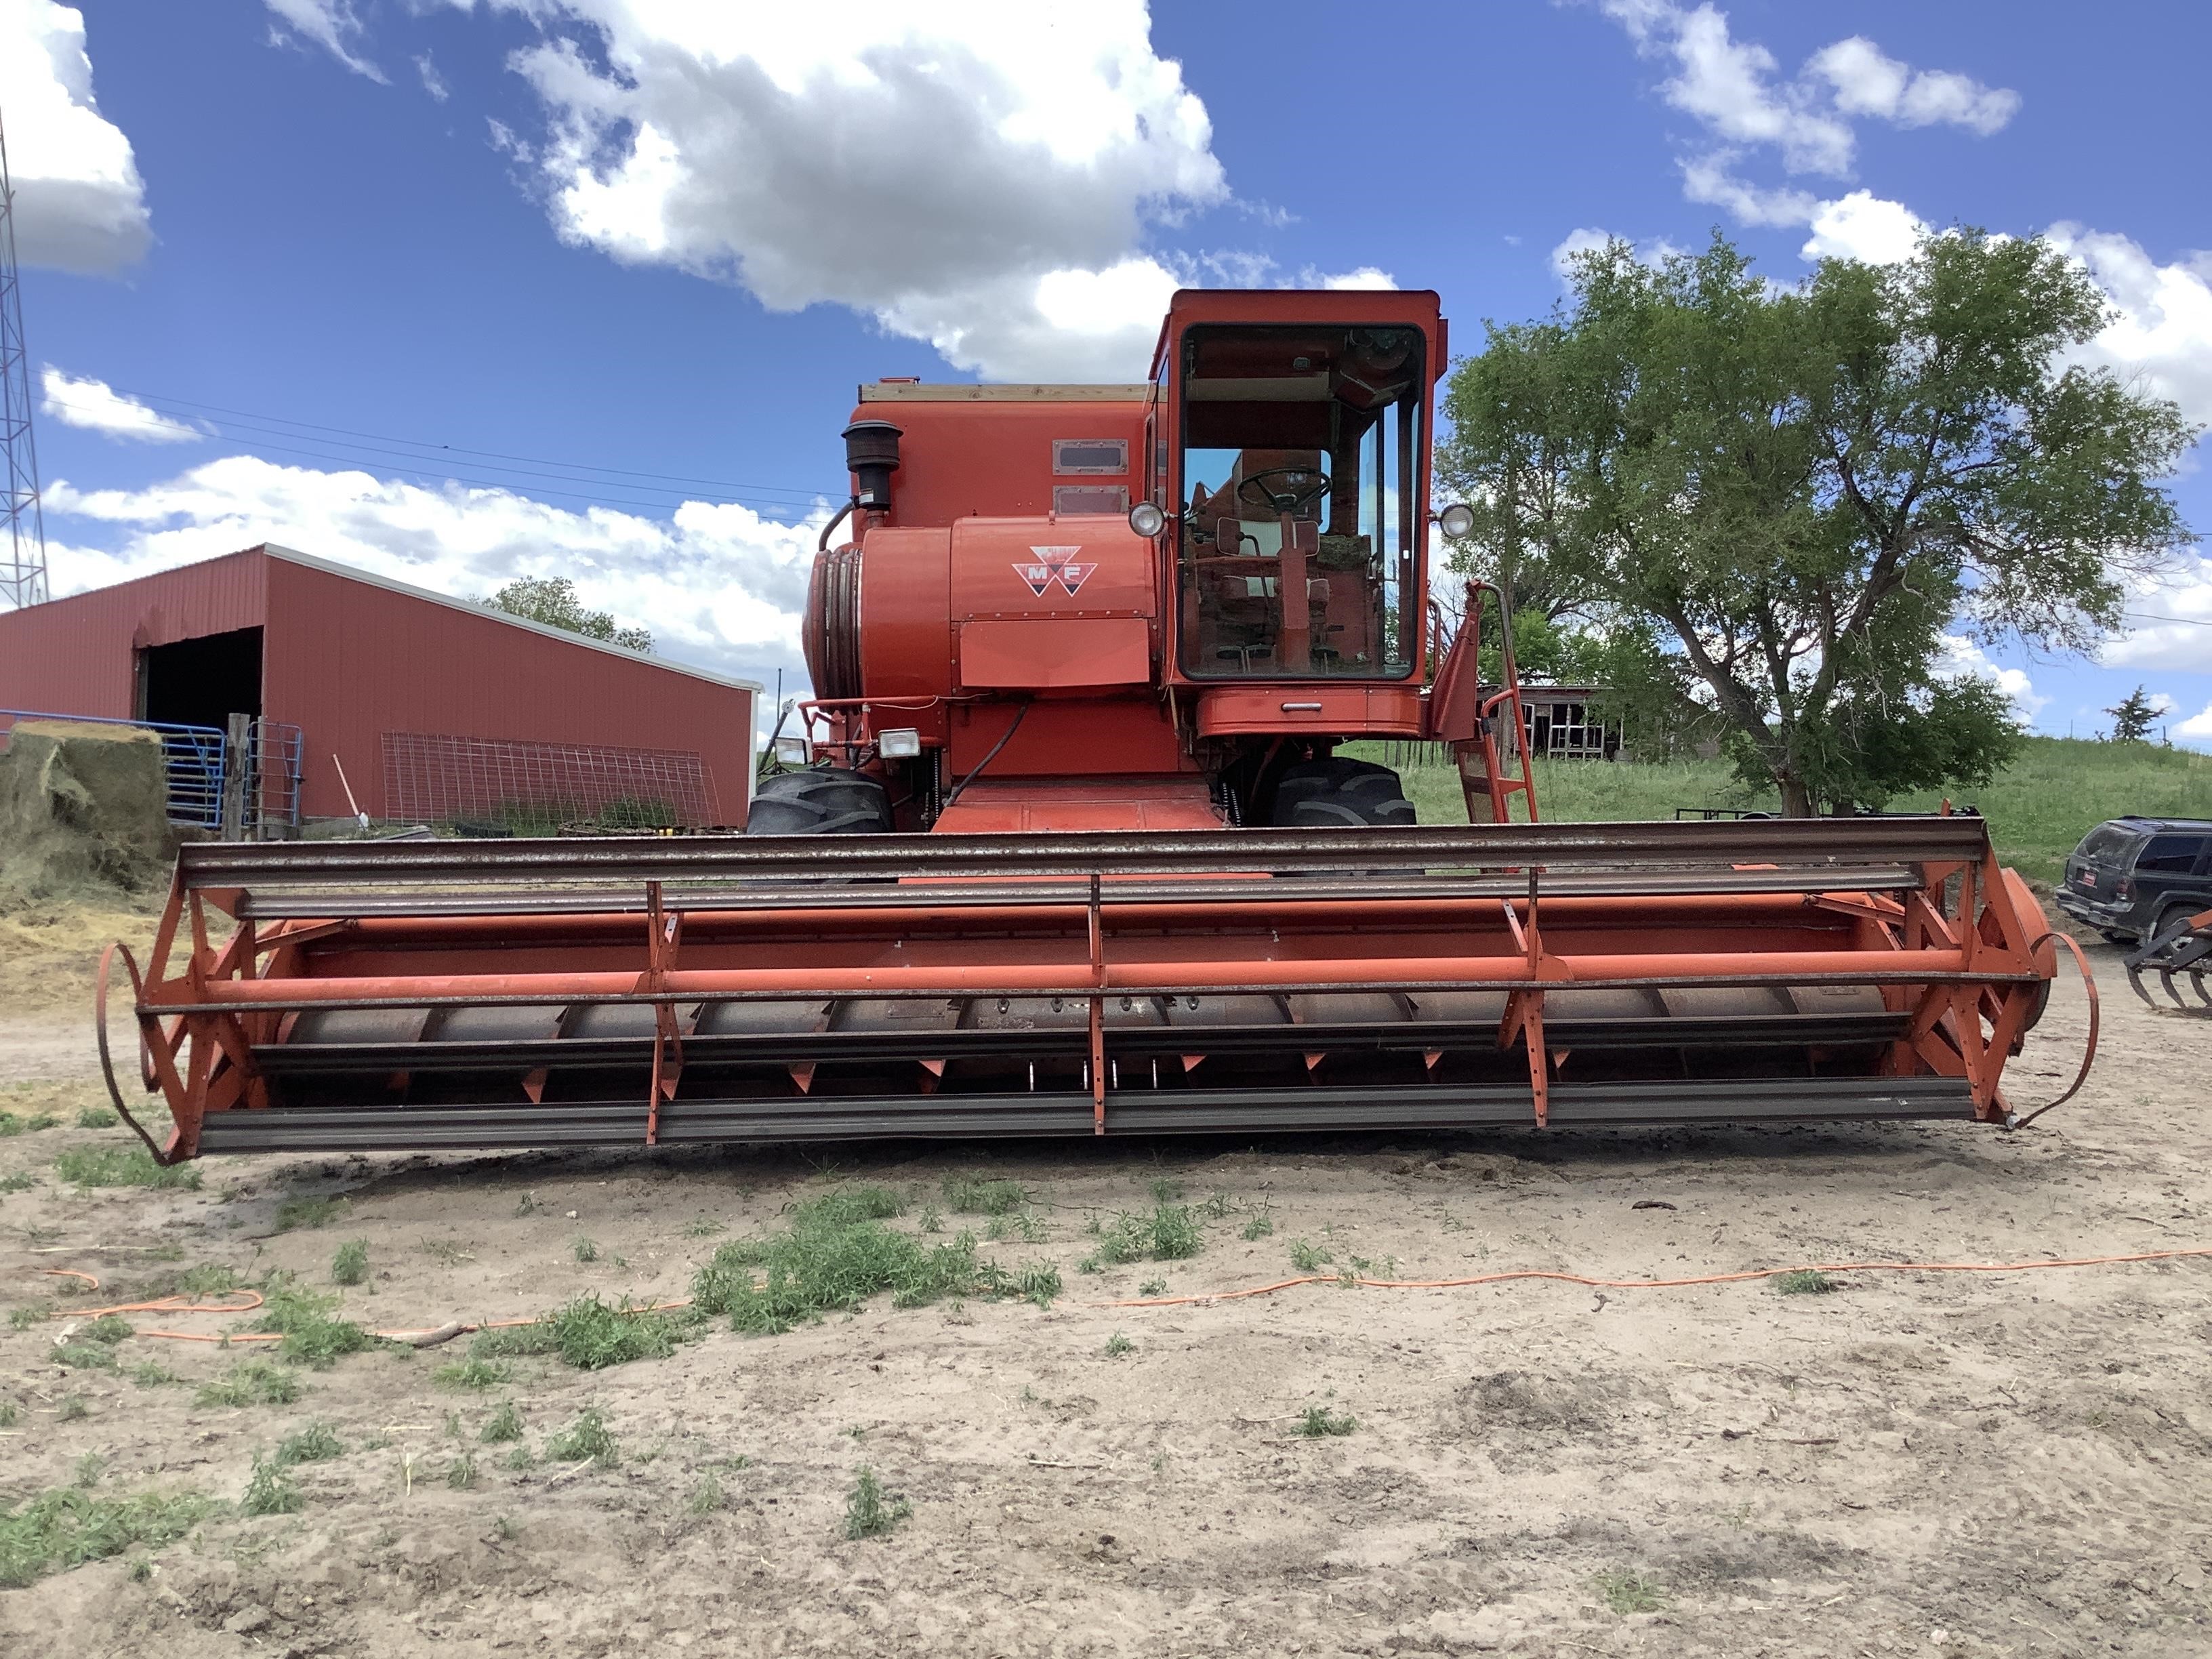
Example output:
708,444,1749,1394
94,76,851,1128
1354,735,2212,884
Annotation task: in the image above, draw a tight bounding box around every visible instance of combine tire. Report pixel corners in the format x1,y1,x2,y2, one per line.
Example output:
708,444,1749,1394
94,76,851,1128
1270,758,1416,828
745,767,892,835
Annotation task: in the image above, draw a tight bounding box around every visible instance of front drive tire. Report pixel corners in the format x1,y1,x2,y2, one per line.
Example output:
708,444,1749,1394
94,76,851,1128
745,767,892,835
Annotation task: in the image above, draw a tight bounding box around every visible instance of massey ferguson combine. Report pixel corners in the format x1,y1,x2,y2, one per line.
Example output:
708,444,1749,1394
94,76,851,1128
102,289,2085,1159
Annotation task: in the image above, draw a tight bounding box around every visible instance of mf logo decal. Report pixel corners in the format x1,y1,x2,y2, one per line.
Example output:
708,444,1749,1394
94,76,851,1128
1013,546,1097,598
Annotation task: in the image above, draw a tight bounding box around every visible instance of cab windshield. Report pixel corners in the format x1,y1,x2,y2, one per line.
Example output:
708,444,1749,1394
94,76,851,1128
1176,323,1422,680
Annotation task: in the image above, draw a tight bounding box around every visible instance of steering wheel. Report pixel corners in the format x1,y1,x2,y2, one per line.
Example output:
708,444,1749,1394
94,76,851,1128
1237,468,1331,516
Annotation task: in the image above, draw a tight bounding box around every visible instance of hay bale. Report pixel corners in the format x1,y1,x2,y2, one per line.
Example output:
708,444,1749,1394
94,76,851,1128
0,720,176,897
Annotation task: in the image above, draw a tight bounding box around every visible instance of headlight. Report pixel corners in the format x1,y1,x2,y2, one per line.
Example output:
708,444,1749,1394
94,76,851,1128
878,727,922,758
1127,500,1167,538
1439,503,1477,539
772,734,811,766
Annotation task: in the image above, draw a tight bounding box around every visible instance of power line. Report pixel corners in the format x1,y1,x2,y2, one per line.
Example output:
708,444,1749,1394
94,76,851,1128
45,418,825,520
99,385,840,503
42,396,830,518
2122,610,2212,629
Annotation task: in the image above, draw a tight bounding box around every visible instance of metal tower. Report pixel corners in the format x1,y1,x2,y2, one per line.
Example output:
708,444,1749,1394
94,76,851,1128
0,108,49,610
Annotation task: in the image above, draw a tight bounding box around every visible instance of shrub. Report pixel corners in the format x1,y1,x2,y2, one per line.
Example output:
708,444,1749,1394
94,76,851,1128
252,1281,372,1368
841,1467,910,1540
546,1408,617,1467
1094,1205,1202,1265
241,1457,301,1517
330,1240,369,1286
1296,1406,1357,1438
274,1421,344,1466
479,1401,524,1443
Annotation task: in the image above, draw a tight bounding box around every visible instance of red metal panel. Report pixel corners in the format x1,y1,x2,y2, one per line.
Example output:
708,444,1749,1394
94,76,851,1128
0,549,268,725
957,619,1151,689
853,399,1147,529
260,556,754,821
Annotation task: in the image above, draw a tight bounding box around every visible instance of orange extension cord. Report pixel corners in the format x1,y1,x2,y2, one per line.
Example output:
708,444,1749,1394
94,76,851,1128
34,1246,2212,1338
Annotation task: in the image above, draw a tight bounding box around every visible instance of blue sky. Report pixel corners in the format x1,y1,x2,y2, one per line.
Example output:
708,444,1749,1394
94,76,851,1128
7,0,2209,742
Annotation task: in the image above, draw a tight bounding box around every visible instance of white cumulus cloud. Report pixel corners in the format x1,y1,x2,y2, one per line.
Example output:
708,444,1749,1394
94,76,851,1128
2043,226,2212,428
2104,553,2212,674
43,456,822,688
1800,190,1927,265
40,368,205,443
1805,37,2020,136
472,1,1227,382
1936,635,2045,724
0,0,151,272
261,0,384,81
2176,703,2212,743
1595,3,2009,266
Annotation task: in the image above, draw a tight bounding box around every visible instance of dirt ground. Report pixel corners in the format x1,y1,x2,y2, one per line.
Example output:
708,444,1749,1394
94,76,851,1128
1,899,2209,1658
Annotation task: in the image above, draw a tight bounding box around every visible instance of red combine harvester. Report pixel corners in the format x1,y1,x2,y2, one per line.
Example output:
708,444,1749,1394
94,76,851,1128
102,289,2084,1159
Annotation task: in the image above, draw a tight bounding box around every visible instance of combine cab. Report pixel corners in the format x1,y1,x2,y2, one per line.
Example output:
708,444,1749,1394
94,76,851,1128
103,289,2079,1159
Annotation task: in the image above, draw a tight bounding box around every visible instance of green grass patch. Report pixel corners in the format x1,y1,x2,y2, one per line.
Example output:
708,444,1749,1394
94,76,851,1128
74,1107,119,1130
1242,1214,1275,1241
53,1342,117,1371
434,1355,512,1391
128,1361,178,1388
542,1295,698,1370
251,1280,373,1367
841,1466,910,1540
546,1408,617,1467
241,1456,301,1517
941,1173,1025,1215
1594,1568,1667,1615
1296,1405,1358,1437
1092,1205,1203,1266
1288,1238,1333,1273
274,1195,345,1232
1359,733,2212,887
1103,1332,1134,1358
1774,1269,1841,1296
572,1236,598,1263
447,1453,477,1490
196,1359,302,1408
479,1400,524,1443
52,1146,200,1190
273,1420,345,1466
0,1170,33,1194
0,1486,216,1587
330,1240,369,1286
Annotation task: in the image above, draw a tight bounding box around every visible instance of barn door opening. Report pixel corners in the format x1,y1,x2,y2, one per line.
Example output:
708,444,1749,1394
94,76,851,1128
137,627,264,730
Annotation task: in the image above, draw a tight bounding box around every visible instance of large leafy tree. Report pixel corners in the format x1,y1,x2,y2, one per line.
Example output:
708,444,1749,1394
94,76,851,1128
487,576,652,654
1438,233,2196,814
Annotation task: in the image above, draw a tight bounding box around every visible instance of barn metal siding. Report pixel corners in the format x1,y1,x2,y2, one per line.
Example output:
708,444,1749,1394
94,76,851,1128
258,556,753,820
0,550,269,724
0,548,755,823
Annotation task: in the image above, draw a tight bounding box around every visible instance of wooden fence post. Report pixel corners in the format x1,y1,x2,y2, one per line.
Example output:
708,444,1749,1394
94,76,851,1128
221,712,251,840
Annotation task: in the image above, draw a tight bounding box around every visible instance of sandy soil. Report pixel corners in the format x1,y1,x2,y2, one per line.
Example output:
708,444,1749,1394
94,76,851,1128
1,918,2208,1658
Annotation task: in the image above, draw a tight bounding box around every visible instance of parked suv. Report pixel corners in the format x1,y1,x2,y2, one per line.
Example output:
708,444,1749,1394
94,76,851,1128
2055,817,2212,943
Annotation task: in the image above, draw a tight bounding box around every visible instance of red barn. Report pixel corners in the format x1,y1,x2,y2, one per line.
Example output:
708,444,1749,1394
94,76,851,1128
0,544,759,830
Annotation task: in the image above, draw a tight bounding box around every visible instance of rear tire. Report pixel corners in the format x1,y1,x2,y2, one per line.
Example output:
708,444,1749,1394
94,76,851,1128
1269,758,1416,828
745,766,892,835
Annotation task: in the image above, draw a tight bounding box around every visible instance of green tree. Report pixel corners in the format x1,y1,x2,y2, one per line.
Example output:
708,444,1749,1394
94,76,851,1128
2104,686,2160,743
486,577,651,653
1438,232,2195,815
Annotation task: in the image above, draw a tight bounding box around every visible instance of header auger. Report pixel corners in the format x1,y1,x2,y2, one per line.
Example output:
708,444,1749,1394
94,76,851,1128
101,288,2083,1159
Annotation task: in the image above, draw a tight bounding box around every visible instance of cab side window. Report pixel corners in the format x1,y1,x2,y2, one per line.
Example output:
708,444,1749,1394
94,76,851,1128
2136,834,2209,874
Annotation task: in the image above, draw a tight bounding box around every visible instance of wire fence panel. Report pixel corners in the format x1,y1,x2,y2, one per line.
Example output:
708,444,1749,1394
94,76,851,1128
251,718,303,833
381,731,721,830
